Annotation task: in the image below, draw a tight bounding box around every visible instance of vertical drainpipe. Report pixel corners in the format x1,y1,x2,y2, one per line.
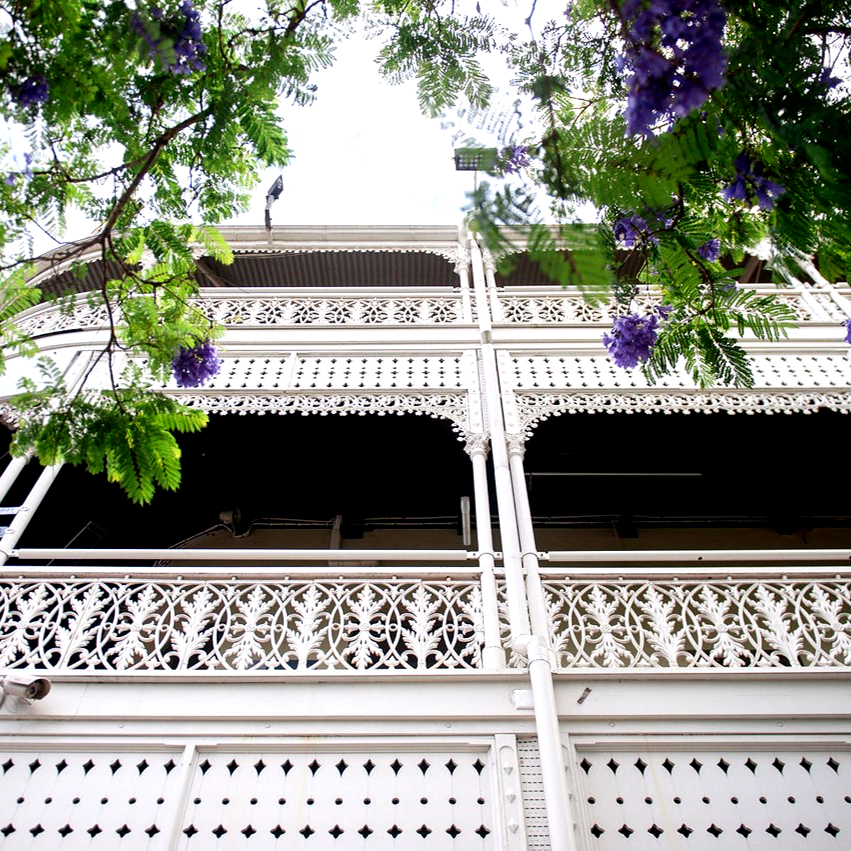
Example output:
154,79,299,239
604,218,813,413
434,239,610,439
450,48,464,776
457,241,506,670
475,239,579,851
465,435,506,670
0,463,63,567
467,235,531,640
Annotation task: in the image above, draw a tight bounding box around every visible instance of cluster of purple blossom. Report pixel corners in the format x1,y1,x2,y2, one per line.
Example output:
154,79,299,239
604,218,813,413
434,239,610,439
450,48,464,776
11,75,49,108
722,153,785,210
172,340,221,388
4,152,33,187
132,1,206,76
696,237,720,262
618,0,727,137
603,308,670,369
613,213,659,248
845,320,851,345
499,145,530,175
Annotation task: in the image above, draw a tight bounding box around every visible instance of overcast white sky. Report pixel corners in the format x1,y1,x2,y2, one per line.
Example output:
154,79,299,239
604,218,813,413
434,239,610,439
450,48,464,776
238,35,478,228
232,0,567,229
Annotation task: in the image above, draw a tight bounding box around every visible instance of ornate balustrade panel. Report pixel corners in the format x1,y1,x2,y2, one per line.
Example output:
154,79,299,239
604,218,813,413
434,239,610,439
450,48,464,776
543,574,851,670
0,575,498,672
495,287,841,324
13,292,470,337
505,353,851,392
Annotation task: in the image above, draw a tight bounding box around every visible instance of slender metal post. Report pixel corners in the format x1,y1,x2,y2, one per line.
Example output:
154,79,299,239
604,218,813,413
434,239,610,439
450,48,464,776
468,235,531,638
466,435,506,670
506,438,553,641
0,464,63,566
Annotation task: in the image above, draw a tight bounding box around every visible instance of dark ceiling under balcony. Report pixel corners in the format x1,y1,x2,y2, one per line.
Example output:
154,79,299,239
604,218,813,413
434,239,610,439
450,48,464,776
2,408,849,554
38,250,460,296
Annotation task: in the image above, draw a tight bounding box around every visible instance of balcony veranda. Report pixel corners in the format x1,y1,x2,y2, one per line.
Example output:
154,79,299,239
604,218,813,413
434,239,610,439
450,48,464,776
1,547,849,676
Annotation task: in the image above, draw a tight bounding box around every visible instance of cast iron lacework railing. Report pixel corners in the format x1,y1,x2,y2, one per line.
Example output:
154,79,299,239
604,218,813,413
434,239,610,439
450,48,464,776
0,572,497,672
494,284,851,324
539,554,851,670
12,289,473,337
2,549,850,674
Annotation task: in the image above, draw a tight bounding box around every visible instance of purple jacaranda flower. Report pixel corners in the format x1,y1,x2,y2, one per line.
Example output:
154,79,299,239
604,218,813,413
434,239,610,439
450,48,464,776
499,145,530,175
12,75,49,107
614,213,658,248
819,67,841,91
618,0,727,136
845,319,851,345
697,238,721,262
603,312,661,369
723,153,785,210
133,2,206,75
4,174,15,187
172,340,221,387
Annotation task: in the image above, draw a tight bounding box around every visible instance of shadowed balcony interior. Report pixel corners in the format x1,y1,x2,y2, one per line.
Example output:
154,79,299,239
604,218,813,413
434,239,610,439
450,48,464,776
5,408,849,555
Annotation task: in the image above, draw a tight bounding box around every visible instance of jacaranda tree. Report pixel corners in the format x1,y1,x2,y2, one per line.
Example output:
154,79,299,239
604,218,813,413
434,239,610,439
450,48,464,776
0,0,848,500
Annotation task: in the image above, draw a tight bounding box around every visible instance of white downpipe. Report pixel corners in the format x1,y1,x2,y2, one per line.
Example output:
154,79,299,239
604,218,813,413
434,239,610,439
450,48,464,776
479,242,576,849
507,449,552,641
0,464,63,566
468,236,531,639
469,444,506,670
519,634,579,851
0,455,28,505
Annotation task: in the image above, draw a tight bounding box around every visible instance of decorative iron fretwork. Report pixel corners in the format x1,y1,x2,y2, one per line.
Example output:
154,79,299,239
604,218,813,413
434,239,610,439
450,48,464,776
544,574,851,670
0,576,496,672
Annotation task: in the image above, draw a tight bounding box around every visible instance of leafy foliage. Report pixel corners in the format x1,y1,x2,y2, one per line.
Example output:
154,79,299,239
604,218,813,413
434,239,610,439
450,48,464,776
0,0,849,503
12,359,207,503
460,0,850,386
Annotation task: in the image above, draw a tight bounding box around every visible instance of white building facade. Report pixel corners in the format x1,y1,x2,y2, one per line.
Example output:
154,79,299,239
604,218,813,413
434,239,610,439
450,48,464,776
0,225,850,850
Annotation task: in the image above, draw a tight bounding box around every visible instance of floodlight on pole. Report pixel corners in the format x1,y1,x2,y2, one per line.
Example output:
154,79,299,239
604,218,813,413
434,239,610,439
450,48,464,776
264,175,284,230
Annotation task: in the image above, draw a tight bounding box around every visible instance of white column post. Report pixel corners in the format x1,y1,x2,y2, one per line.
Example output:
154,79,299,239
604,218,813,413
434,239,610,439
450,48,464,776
506,435,554,643
465,434,506,670
0,454,29,505
468,236,531,639
0,463,63,566
455,241,474,324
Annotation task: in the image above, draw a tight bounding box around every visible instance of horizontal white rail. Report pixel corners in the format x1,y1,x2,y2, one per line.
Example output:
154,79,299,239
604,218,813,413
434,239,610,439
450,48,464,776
544,549,851,564
8,547,480,563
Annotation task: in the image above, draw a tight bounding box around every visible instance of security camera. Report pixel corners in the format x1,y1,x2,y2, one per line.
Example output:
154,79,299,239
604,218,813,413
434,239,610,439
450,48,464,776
1,675,51,701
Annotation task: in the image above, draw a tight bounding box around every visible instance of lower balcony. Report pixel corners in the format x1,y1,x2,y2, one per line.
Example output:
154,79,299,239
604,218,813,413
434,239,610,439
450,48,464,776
1,548,849,675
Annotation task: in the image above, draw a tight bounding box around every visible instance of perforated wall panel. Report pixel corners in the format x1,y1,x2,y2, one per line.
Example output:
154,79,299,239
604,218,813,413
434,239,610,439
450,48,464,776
0,750,182,847
577,748,849,850
176,750,495,850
